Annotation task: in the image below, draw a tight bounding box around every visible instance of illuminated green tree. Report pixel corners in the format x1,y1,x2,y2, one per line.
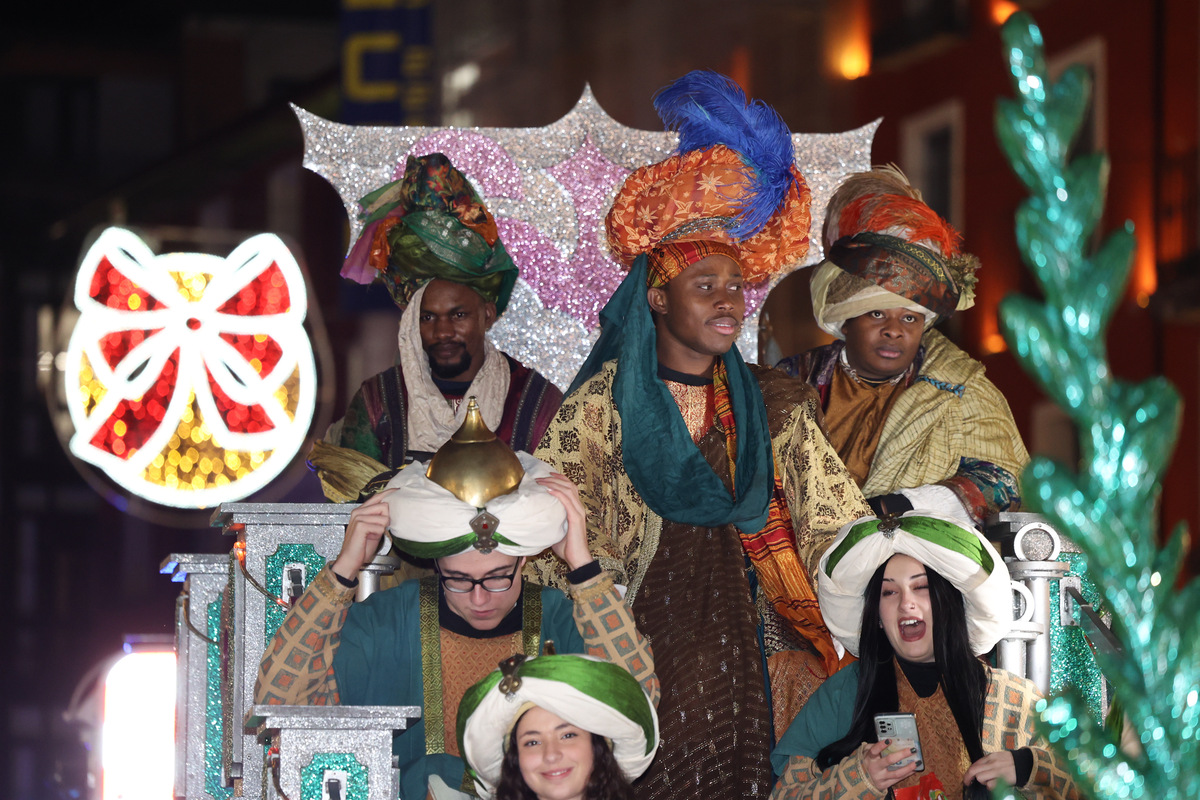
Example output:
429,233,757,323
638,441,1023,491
994,11,1198,799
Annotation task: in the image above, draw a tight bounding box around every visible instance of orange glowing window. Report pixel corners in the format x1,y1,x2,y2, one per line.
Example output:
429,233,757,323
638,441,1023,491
828,0,871,79
990,1,1020,25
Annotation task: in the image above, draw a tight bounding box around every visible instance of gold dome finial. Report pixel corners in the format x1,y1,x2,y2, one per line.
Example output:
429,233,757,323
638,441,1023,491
425,397,524,508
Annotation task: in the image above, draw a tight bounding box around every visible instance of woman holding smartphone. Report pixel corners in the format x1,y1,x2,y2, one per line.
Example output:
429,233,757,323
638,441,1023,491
771,513,1080,800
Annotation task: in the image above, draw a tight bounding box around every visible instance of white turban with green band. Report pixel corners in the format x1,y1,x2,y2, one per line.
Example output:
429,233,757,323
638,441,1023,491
383,452,567,559
817,512,1013,657
457,654,660,800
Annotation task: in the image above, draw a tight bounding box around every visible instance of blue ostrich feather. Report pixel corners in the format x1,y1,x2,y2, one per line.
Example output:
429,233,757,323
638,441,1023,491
652,70,797,241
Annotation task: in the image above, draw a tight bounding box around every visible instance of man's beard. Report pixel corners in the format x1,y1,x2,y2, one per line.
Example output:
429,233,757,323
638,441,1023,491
427,343,472,380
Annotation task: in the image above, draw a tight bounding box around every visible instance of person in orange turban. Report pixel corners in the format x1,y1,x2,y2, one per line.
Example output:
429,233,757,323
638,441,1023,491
531,71,871,799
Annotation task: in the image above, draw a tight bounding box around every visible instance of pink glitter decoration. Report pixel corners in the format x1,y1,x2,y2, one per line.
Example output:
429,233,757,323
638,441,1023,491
744,280,770,318
539,136,628,323
392,132,627,325
375,127,783,325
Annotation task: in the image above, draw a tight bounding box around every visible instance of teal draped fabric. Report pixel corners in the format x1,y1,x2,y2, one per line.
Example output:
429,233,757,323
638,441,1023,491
567,255,773,534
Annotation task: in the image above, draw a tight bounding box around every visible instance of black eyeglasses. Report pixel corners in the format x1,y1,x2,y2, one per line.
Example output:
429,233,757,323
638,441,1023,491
438,563,521,594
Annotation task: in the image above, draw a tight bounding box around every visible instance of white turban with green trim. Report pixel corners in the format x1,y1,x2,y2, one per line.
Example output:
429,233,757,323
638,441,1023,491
457,654,660,800
383,452,567,559
817,512,1013,657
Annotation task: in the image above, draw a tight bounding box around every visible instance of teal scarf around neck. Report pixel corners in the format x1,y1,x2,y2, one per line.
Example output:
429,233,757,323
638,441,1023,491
568,255,773,533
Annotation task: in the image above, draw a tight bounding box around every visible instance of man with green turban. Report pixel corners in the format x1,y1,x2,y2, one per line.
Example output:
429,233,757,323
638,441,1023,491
332,153,563,467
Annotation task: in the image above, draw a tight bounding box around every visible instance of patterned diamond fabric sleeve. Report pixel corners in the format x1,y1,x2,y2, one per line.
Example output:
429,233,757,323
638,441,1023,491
771,746,886,800
776,395,873,576
253,566,355,705
568,570,660,706
532,363,645,591
990,670,1081,800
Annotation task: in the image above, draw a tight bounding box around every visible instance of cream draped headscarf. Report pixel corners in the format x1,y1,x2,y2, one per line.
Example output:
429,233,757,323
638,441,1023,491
809,254,938,339
397,282,511,454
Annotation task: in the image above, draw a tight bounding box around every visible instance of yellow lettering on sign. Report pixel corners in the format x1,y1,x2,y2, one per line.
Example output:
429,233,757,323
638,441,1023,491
343,32,401,102
402,45,433,77
402,81,433,110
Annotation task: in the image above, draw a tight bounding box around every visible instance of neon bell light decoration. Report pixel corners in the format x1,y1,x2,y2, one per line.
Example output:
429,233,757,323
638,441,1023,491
64,227,318,508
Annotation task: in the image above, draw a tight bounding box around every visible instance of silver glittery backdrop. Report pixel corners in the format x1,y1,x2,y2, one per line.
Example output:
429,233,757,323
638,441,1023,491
294,89,878,389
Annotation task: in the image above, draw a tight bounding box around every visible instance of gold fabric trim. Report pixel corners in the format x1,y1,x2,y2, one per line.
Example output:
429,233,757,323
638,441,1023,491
664,379,712,443
419,576,444,755
459,767,475,794
896,663,969,794
628,509,662,605
312,565,357,607
825,366,907,488
522,584,542,656
564,571,615,603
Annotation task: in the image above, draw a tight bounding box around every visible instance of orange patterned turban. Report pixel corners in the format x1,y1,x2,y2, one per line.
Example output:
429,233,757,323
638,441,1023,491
605,74,812,285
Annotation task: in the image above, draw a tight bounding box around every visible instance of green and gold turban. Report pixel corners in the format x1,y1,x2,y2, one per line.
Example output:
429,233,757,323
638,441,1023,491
342,153,518,313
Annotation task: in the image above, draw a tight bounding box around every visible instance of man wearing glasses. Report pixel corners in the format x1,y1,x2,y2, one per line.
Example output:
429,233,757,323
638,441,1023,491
254,403,656,800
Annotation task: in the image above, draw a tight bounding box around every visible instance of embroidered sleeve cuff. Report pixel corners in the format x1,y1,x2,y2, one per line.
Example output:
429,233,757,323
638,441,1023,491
316,566,358,606
567,568,615,602
849,744,886,799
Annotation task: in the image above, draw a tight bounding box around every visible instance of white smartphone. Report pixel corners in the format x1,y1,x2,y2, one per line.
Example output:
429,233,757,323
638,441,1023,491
873,712,925,772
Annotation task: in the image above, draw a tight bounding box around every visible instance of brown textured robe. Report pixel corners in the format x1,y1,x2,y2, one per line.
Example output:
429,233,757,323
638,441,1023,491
631,419,774,797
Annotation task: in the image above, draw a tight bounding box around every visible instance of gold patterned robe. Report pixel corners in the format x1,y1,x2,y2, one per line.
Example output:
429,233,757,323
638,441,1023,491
531,359,869,799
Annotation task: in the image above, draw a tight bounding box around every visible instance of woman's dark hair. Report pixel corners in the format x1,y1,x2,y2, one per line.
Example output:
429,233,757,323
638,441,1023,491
815,557,989,770
496,711,635,800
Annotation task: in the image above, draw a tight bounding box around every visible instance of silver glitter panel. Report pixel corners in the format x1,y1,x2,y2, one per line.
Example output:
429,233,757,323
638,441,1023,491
986,513,1106,717
163,552,229,582
213,503,354,799
489,279,595,390
249,705,418,800
248,704,420,732
211,504,356,529
163,554,230,800
294,92,877,386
